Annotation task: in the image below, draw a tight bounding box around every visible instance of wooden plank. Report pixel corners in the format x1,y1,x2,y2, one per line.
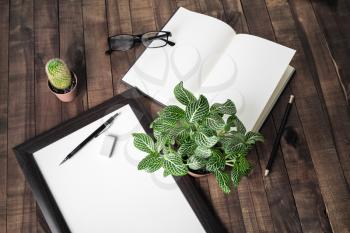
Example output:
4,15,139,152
262,0,350,231
258,119,303,233
197,0,224,14
106,0,134,95
237,150,275,233
82,0,113,107
33,0,61,231
206,175,233,233
220,0,249,34
59,0,88,120
241,0,332,231
175,0,200,12
264,1,334,232
311,0,350,103
34,0,61,139
289,0,350,206
7,0,37,232
152,0,177,29
226,187,246,233
0,0,9,232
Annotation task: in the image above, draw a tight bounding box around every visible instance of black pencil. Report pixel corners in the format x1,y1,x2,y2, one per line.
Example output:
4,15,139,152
264,95,294,176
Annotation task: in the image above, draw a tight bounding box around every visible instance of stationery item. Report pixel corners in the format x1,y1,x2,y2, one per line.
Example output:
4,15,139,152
106,31,175,54
122,7,296,132
59,112,119,165
100,135,116,157
14,89,225,233
264,95,295,176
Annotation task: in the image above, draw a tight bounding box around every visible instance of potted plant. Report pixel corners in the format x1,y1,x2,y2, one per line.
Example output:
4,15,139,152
132,82,263,193
45,58,78,102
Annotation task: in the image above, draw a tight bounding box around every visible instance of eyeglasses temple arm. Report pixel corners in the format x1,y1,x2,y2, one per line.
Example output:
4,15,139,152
163,39,175,46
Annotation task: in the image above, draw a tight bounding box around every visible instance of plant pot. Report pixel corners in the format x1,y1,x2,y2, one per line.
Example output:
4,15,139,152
188,170,211,178
48,72,78,102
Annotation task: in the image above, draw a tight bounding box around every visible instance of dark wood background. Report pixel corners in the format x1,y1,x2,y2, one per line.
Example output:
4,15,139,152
1,0,350,232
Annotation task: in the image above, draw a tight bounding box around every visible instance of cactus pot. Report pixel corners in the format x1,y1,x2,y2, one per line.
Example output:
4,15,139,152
48,72,78,102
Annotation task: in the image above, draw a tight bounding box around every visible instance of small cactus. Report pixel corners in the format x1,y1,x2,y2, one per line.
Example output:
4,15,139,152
45,58,72,90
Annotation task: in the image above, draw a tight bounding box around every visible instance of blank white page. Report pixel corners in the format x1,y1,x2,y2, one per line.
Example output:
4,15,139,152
33,104,206,233
200,34,295,131
122,7,236,105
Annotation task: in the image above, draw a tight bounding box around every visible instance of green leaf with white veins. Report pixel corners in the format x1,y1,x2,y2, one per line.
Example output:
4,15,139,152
194,131,218,148
210,99,236,115
245,131,264,144
214,170,231,194
174,81,196,106
178,141,196,156
235,118,246,134
225,143,247,156
194,146,212,158
187,155,206,170
206,149,225,172
159,105,185,121
138,154,163,172
186,95,209,123
163,169,171,177
231,156,251,187
204,113,225,131
151,118,176,133
132,133,155,153
163,153,188,176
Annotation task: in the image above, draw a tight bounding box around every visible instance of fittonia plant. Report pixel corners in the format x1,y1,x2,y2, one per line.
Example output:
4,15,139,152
133,82,264,193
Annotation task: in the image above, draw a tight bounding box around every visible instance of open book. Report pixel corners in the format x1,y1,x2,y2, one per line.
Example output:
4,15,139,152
122,7,296,132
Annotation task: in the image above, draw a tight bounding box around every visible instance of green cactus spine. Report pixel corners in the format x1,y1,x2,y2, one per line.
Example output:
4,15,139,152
46,58,72,90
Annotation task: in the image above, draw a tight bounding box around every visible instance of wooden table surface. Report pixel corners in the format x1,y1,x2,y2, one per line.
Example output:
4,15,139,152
1,0,350,232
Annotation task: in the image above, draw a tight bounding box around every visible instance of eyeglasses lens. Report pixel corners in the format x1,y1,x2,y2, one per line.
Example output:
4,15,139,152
109,35,135,51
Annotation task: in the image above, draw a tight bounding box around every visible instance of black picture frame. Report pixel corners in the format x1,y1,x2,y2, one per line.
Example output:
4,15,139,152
14,88,227,233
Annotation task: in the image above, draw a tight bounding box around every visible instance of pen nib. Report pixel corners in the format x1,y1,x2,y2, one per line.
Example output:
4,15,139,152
59,157,68,166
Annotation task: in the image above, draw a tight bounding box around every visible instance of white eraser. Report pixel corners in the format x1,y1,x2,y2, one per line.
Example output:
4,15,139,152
100,135,116,157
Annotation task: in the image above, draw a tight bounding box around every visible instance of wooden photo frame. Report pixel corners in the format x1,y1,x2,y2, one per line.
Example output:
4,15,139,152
14,88,227,233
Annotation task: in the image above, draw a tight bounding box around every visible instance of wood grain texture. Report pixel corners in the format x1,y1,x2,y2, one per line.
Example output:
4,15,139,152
82,0,113,107
2,0,350,232
34,0,61,139
311,0,350,104
265,0,350,231
59,0,88,120
7,0,37,232
106,0,134,95
264,1,333,232
289,0,350,204
0,0,9,232
238,150,275,233
33,0,61,231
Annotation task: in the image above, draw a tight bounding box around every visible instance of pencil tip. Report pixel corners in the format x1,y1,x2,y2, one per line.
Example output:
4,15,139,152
59,158,67,166
264,169,269,176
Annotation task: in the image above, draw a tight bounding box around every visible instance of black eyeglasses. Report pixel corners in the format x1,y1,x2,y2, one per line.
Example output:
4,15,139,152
106,31,175,54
